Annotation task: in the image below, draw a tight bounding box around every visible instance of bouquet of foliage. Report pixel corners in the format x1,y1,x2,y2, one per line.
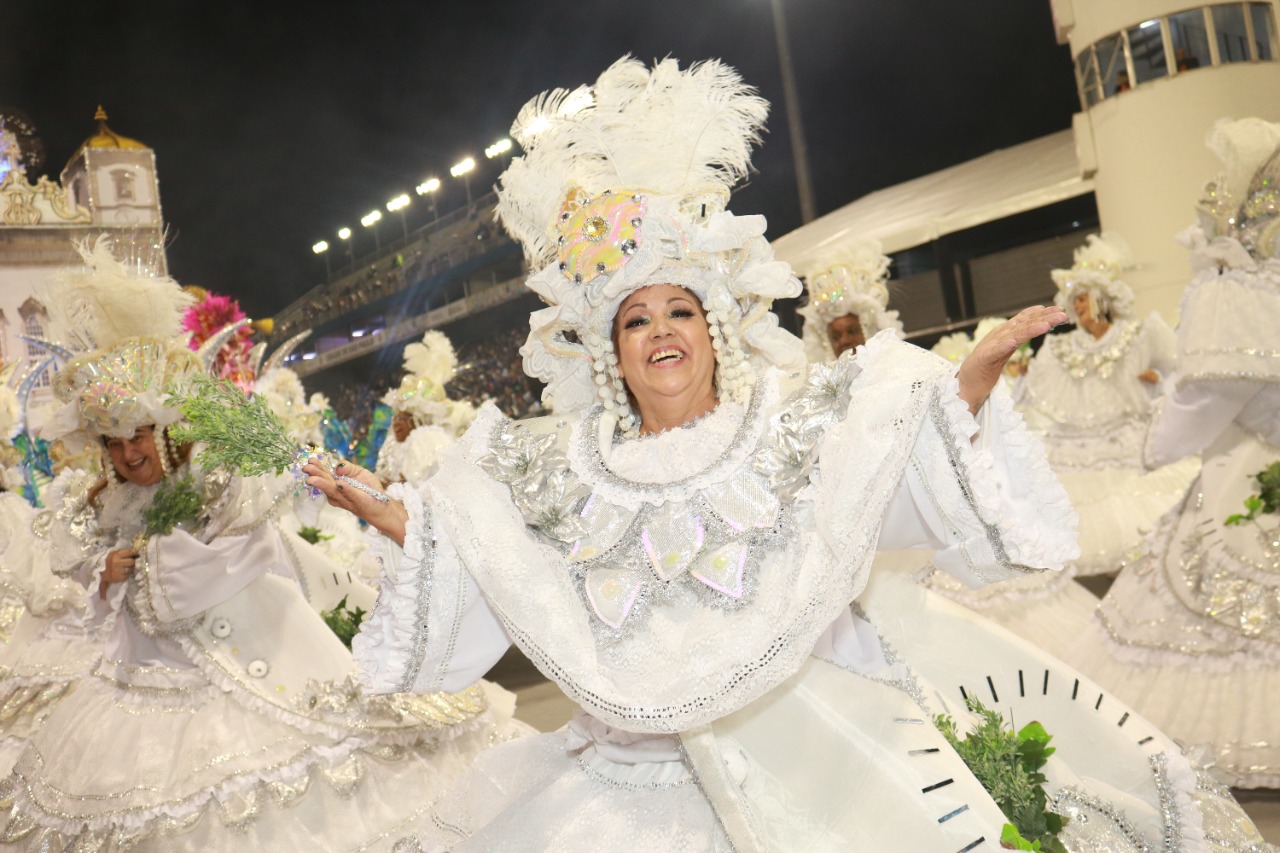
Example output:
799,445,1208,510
141,475,204,540
934,697,1068,853
170,376,387,503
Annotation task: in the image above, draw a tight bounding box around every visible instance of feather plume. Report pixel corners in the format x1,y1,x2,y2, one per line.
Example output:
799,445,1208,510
43,236,194,351
401,330,458,388
1205,118,1280,203
499,57,769,266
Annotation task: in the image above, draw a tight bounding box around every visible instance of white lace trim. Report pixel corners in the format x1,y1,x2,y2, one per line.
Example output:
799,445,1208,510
7,734,370,836
565,379,777,510
938,375,1080,571
603,401,746,483
180,629,479,747
352,482,429,697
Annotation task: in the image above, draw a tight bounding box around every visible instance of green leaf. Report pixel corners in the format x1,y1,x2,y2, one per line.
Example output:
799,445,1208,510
1000,823,1040,850
319,594,368,650
297,525,334,545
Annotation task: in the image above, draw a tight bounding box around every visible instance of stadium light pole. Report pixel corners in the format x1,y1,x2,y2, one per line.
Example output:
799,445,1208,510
451,157,476,208
768,0,817,224
415,177,441,224
312,240,331,279
387,193,411,239
337,226,354,268
361,209,383,251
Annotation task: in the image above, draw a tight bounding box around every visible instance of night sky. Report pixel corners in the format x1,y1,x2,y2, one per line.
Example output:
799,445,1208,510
2,1,1079,321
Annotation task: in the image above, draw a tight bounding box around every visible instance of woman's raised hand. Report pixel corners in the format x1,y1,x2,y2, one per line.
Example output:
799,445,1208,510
956,305,1066,415
302,457,408,546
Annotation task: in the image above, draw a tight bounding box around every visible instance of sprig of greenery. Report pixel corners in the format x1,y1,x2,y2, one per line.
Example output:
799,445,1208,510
170,376,300,477
1225,461,1280,526
320,595,367,650
142,475,203,537
296,525,334,545
935,697,1068,853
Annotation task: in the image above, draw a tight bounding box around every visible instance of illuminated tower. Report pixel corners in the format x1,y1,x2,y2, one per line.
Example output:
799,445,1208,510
1050,0,1280,316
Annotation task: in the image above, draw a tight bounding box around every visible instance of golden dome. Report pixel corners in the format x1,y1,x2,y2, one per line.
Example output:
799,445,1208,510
67,106,148,164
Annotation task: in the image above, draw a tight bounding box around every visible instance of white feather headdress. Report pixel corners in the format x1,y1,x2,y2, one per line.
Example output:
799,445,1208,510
1050,233,1136,323
39,236,200,452
796,238,902,362
382,330,458,425
499,57,805,424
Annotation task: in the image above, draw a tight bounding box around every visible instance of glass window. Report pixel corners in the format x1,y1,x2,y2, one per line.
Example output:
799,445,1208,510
1127,20,1169,83
1251,2,1276,59
1169,9,1213,72
1214,5,1252,62
1096,33,1130,96
1076,46,1101,107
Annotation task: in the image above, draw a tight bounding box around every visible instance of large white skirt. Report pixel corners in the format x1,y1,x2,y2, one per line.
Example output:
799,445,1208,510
399,573,1273,852
0,663,528,852
1062,429,1280,789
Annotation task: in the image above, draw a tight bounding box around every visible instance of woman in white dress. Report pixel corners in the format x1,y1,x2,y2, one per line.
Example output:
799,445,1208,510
0,239,526,852
306,58,1273,851
1015,234,1200,578
1064,118,1280,790
923,240,1198,658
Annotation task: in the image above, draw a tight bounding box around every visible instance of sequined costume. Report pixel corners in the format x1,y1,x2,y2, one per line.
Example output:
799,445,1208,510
1063,209,1280,789
922,237,1199,659
0,461,526,851
1015,314,1200,577
350,333,1269,851
0,484,98,776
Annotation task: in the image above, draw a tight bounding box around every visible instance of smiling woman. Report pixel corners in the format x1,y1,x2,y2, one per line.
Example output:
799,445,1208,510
102,426,176,488
612,284,718,434
0,237,529,852
301,57,1273,852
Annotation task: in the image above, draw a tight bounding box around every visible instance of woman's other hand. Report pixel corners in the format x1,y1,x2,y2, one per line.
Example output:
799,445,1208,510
957,306,1066,415
302,457,408,546
100,548,139,600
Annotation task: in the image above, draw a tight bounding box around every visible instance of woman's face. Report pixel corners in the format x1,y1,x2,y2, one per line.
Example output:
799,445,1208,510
613,284,716,412
1073,291,1094,324
391,411,415,442
827,313,866,357
105,426,164,487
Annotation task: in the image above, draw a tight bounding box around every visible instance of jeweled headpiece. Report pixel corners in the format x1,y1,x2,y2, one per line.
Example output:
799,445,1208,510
1050,233,1136,323
39,236,199,453
498,57,806,431
1191,118,1280,266
796,238,901,362
381,330,458,426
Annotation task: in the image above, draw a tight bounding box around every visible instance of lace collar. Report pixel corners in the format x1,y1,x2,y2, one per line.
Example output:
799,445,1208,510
567,376,775,507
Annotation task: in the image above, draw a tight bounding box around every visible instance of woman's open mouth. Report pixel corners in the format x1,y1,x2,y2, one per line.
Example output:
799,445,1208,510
649,348,685,365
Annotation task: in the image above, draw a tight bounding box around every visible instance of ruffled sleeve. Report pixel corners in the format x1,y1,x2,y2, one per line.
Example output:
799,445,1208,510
879,372,1080,587
352,478,512,696
134,525,279,626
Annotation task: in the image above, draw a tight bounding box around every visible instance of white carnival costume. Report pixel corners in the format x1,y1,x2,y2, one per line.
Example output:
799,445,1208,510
0,239,526,852
1064,118,1280,789
1015,235,1200,577
795,239,903,363
0,383,101,775
350,59,1273,851
376,331,473,486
